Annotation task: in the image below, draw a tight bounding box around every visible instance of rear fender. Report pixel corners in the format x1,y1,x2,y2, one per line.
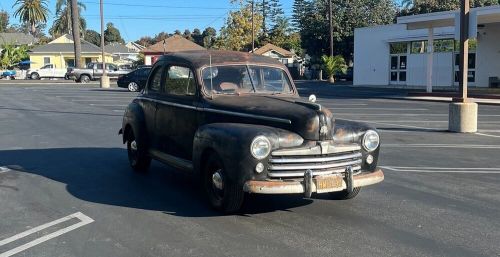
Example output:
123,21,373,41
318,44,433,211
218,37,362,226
121,101,148,147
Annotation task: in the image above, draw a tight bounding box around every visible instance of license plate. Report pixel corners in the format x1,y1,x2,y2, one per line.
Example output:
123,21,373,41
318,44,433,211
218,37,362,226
315,176,343,191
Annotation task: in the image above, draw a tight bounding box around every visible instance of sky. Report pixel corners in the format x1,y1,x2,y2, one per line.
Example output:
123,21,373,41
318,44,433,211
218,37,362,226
1,0,295,42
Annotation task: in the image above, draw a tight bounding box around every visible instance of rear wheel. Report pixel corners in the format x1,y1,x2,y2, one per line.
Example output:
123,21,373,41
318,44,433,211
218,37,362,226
203,153,244,213
126,129,151,172
31,72,40,80
80,74,91,83
128,81,139,92
329,187,361,200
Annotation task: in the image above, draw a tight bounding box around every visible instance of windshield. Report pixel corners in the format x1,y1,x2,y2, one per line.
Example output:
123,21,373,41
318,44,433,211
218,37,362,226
201,65,293,95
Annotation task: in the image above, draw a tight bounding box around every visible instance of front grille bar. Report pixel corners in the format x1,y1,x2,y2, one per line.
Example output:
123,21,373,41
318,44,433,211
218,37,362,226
267,165,362,178
269,152,362,164
268,159,362,171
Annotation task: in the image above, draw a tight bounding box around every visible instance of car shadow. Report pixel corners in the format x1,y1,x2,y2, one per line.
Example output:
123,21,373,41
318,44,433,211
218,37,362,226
0,147,312,217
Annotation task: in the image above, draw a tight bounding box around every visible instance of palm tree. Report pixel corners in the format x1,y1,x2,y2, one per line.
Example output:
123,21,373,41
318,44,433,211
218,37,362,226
49,0,86,38
321,55,347,83
12,0,49,36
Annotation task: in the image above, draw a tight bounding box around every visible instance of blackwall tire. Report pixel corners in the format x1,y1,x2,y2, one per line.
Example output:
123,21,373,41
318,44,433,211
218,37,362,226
126,130,151,173
31,72,40,80
80,74,91,83
329,187,361,200
203,153,244,213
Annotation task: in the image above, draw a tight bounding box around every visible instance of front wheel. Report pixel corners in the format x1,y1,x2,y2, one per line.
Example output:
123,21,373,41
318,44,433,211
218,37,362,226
203,153,244,213
80,74,91,83
126,130,151,172
31,72,40,80
329,187,361,200
128,81,139,92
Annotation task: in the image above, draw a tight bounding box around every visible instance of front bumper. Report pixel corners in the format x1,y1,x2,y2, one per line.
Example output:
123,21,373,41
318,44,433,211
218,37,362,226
243,168,384,195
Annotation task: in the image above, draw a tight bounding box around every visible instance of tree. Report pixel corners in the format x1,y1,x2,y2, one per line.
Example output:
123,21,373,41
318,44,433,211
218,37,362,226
0,44,29,69
12,0,49,35
174,30,181,35
400,0,498,15
202,27,217,48
0,10,9,32
216,2,263,51
136,36,154,47
85,29,100,46
256,0,284,36
321,55,346,83
49,0,86,38
104,22,124,44
191,28,203,45
153,32,169,43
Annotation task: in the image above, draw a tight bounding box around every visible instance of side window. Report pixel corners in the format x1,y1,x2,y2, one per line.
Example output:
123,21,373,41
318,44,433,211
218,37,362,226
164,66,195,96
148,66,163,92
96,63,103,69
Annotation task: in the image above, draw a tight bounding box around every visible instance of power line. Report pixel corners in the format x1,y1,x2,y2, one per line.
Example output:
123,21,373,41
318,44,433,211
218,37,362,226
81,1,293,10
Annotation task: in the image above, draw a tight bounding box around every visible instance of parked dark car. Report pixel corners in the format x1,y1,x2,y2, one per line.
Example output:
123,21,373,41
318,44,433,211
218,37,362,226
117,67,152,92
119,51,384,213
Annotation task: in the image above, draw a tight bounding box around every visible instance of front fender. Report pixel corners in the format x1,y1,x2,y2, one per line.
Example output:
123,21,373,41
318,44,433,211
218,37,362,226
193,123,303,185
333,119,380,171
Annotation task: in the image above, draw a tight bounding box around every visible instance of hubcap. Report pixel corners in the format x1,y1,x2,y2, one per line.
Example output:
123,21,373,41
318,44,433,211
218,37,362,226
128,82,138,91
212,170,224,190
130,140,138,151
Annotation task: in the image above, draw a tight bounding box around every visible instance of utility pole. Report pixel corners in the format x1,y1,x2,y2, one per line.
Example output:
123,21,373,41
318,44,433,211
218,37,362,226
251,0,255,53
457,0,469,101
70,0,81,68
448,0,477,132
99,0,110,88
328,0,333,57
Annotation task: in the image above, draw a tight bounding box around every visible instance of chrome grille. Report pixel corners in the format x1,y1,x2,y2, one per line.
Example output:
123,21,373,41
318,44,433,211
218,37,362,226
267,143,362,178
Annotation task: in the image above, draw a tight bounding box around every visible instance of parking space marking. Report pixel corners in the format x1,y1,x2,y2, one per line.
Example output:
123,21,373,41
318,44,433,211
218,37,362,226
0,167,10,174
382,166,500,174
0,212,94,257
89,104,127,107
335,113,500,117
327,108,429,111
384,144,500,149
71,99,129,102
349,120,443,131
475,133,500,138
55,96,133,99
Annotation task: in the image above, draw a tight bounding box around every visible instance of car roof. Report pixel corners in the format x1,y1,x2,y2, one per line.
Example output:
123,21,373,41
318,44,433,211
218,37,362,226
156,50,284,69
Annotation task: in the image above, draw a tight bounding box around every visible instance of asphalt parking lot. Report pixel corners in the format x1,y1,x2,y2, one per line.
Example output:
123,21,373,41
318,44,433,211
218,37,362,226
0,81,499,257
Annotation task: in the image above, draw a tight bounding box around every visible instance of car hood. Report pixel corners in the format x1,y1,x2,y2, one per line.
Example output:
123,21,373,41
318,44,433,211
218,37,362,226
204,95,334,141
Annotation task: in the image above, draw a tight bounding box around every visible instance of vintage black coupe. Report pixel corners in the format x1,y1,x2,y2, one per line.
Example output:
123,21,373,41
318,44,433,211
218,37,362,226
119,51,384,213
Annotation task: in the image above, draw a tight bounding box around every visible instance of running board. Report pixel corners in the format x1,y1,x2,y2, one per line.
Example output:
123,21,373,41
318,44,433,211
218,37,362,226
149,149,193,172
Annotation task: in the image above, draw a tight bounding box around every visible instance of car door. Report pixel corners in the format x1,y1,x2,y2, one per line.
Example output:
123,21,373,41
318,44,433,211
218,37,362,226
106,63,118,78
94,63,103,77
141,63,164,151
155,64,199,160
139,68,150,88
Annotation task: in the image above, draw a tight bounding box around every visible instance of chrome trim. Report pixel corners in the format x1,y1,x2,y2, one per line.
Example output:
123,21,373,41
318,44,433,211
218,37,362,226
136,96,292,124
137,96,197,110
202,108,292,124
269,152,362,164
268,159,362,171
267,165,362,178
272,144,361,156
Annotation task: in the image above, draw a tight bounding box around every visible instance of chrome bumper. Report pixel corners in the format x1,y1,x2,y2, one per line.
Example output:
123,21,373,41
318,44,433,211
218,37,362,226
243,169,384,195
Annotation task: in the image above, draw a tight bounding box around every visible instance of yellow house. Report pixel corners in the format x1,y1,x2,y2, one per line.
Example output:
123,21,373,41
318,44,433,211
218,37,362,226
29,34,113,69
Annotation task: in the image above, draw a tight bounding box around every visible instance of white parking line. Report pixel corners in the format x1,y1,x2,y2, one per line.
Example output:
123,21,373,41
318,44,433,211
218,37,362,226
475,133,500,138
384,144,500,149
56,96,133,99
0,166,10,174
89,104,127,107
0,212,94,257
72,99,128,102
350,120,443,131
328,108,429,111
382,166,500,174
336,113,500,117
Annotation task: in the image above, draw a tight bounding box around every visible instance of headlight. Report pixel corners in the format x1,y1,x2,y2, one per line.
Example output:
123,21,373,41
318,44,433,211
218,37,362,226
362,130,379,152
250,136,271,160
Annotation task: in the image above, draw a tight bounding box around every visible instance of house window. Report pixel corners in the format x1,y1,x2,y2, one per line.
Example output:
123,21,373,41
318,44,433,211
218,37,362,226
85,58,92,64
411,41,427,54
433,39,454,52
390,42,407,54
44,57,50,65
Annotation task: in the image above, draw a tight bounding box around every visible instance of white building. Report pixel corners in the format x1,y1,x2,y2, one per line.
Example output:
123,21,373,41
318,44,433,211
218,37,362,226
354,5,500,89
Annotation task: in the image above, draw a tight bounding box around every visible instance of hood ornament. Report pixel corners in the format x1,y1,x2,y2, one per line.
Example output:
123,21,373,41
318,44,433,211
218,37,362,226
308,94,316,103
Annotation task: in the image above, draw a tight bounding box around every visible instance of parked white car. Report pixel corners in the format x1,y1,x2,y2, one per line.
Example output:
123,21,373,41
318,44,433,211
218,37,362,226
28,64,67,80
